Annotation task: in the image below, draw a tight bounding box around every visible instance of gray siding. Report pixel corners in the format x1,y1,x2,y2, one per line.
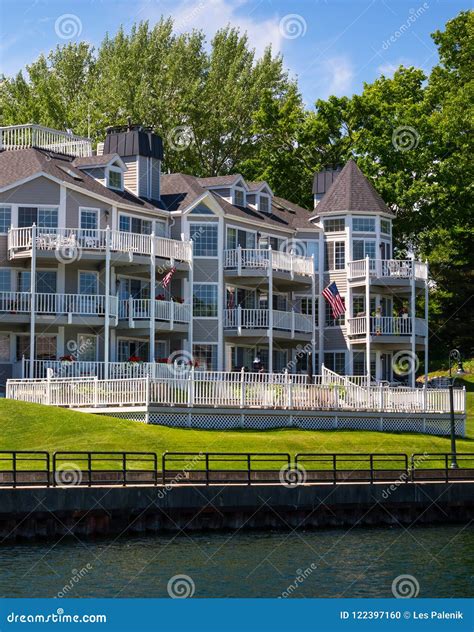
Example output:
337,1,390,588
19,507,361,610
0,176,60,205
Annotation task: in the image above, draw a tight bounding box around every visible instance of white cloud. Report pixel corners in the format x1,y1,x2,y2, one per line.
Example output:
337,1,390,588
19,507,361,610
310,56,353,99
138,0,283,58
377,58,413,77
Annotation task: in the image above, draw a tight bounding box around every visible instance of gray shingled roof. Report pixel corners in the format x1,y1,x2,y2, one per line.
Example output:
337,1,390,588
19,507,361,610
161,172,315,230
0,148,163,212
73,154,120,168
315,159,394,215
196,175,242,188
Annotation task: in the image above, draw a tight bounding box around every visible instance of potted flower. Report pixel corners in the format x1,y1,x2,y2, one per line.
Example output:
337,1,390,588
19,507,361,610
127,355,142,364
156,294,166,301
59,354,75,365
172,296,184,304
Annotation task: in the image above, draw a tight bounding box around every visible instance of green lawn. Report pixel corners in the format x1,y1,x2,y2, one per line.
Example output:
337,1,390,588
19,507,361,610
0,374,472,462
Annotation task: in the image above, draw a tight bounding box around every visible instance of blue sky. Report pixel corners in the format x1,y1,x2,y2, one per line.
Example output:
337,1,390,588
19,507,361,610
0,0,469,105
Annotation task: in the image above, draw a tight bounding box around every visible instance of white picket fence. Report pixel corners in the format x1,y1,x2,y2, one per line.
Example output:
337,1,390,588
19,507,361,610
6,372,466,414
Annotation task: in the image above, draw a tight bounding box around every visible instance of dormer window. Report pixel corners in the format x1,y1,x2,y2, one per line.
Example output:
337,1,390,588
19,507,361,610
108,167,123,191
234,188,245,207
260,195,270,213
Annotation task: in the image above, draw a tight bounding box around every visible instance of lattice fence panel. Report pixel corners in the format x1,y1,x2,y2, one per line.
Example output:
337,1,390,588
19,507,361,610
382,417,423,434
149,413,189,427
244,415,289,430
424,417,462,437
338,416,381,431
101,412,146,423
295,416,334,430
190,414,241,430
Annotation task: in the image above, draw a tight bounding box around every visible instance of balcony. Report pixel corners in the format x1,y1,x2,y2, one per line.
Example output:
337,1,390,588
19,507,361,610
224,248,314,278
7,227,192,263
22,360,177,380
119,298,191,326
348,316,427,338
0,292,118,319
224,308,313,336
0,124,92,157
347,259,428,282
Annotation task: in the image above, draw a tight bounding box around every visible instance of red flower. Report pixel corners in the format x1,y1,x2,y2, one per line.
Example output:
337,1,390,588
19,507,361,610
127,355,142,363
59,355,75,362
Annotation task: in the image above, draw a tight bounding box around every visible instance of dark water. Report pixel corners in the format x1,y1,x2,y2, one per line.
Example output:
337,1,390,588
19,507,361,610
1,525,473,599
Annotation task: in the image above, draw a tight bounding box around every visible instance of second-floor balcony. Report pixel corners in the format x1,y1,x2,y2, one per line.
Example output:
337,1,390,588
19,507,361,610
347,258,428,283
0,124,92,157
119,298,191,326
7,227,192,263
224,248,314,278
224,307,313,336
348,316,427,338
0,292,118,319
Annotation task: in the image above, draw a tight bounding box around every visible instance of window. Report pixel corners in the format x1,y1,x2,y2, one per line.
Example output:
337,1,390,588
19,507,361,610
0,335,10,361
324,352,346,375
77,334,97,361
118,339,149,362
119,278,149,300
324,241,345,271
193,284,218,317
0,269,11,292
381,219,391,235
353,239,376,260
108,169,123,190
296,296,318,323
79,272,98,295
18,271,57,294
155,221,167,237
191,223,218,257
353,351,376,377
193,344,217,370
324,218,345,232
352,296,376,317
325,299,345,326
190,205,214,215
303,241,319,271
80,209,98,231
226,227,256,250
0,207,11,233
234,188,245,207
16,335,56,361
119,215,152,235
352,217,376,232
260,196,270,213
18,207,58,229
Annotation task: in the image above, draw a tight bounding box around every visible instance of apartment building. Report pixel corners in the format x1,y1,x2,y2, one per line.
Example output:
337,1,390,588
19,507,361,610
0,123,428,386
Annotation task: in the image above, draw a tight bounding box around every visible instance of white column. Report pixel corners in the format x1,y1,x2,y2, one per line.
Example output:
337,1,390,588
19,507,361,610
318,232,325,373
410,256,416,388
188,240,194,360
311,258,316,377
149,233,156,363
268,246,273,374
365,255,371,382
104,226,111,378
217,218,224,370
424,260,429,386
29,224,37,375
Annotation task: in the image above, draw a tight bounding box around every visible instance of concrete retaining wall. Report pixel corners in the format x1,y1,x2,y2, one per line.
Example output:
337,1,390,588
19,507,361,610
1,482,473,541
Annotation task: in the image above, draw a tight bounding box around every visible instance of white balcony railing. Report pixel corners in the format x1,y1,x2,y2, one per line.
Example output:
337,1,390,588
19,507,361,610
0,124,92,157
7,372,466,415
0,292,117,317
224,248,314,277
347,259,428,281
224,308,313,334
7,227,193,263
348,316,427,337
22,360,178,380
119,299,191,324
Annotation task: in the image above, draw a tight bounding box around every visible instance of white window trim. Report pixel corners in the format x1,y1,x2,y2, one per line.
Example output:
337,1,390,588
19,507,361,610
0,205,12,235
258,194,271,213
118,212,153,234
323,217,346,233
78,270,99,295
192,342,218,370
193,282,219,319
15,268,58,293
79,207,100,230
233,186,246,207
325,293,347,328
225,223,258,250
352,216,376,233
15,204,59,229
0,332,11,362
77,333,98,362
107,165,124,191
189,222,219,259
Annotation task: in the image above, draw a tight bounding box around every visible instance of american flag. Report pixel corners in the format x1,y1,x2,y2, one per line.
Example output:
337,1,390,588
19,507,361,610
161,266,176,289
322,282,346,319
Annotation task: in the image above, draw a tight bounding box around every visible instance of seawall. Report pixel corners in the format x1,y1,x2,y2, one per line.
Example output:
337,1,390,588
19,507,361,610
1,482,473,541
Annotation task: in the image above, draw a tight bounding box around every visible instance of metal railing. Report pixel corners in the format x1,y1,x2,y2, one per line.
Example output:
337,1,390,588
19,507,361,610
7,226,192,263
347,258,428,281
223,247,314,277
0,124,92,157
1,451,472,488
6,371,466,414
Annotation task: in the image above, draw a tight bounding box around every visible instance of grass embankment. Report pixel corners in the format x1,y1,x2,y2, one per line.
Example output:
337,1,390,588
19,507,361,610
0,372,472,464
